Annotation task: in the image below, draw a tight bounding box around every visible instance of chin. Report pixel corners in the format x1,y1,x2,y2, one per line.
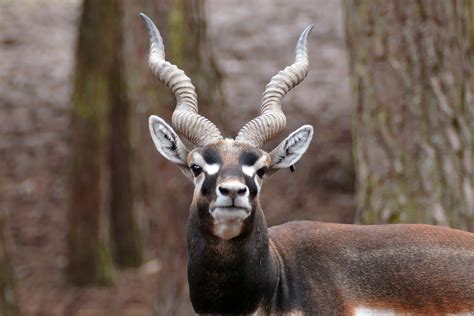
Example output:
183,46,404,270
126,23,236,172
211,207,250,240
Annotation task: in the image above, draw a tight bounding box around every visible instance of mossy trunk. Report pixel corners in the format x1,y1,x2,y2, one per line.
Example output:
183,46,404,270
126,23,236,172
344,1,474,230
67,0,117,286
68,0,144,280
108,0,143,268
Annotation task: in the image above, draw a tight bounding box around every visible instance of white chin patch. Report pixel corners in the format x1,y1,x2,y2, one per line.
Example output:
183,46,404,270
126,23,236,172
354,307,397,316
211,208,250,240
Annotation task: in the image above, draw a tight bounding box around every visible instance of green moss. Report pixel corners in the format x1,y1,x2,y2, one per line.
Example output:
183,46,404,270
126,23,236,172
387,211,401,224
73,71,110,121
168,0,185,64
96,242,115,286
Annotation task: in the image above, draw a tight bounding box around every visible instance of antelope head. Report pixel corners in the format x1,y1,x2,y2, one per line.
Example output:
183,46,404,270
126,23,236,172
142,14,314,240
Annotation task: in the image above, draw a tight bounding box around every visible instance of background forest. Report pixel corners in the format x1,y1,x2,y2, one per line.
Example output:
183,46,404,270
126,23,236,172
0,0,472,315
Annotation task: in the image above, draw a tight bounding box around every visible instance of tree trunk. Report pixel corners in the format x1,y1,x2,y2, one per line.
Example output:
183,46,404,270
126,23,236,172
67,0,117,286
345,0,474,230
0,207,20,315
123,0,228,313
108,0,143,269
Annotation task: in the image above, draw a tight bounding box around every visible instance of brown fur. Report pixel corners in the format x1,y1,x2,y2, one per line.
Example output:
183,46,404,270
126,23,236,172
268,222,474,314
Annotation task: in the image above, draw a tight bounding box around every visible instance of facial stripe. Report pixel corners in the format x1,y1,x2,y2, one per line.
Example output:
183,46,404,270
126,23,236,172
192,152,221,175
244,175,259,198
254,176,262,192
194,173,205,191
200,172,218,196
241,155,268,177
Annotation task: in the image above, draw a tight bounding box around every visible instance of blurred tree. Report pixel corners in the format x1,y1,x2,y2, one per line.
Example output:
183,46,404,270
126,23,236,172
345,1,474,230
67,0,115,286
108,0,144,268
0,209,20,315
67,0,145,285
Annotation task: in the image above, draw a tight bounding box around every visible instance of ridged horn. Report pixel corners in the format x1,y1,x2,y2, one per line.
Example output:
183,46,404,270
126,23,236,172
140,13,223,146
235,25,314,147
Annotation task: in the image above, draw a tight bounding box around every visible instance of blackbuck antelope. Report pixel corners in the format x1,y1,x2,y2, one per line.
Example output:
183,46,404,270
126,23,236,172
140,14,474,315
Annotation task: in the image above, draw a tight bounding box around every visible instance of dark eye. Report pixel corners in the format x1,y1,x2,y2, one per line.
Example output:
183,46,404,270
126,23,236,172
256,167,267,178
190,164,202,176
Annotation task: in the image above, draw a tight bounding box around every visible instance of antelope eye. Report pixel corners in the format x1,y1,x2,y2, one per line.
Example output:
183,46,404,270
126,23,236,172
190,164,202,176
256,166,267,178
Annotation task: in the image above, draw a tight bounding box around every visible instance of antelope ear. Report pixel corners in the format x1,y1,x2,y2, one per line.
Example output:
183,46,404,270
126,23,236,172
149,115,193,180
268,125,313,175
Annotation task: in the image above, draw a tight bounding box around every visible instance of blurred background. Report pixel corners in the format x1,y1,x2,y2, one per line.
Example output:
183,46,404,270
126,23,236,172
0,0,472,315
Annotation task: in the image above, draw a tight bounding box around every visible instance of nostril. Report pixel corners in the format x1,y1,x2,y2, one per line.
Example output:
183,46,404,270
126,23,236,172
237,187,247,196
219,186,230,196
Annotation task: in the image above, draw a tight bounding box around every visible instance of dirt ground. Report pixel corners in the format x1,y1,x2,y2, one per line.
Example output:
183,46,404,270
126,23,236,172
0,0,353,315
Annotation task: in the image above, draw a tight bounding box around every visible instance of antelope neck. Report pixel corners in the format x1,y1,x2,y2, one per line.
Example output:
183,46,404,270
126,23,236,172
186,206,278,314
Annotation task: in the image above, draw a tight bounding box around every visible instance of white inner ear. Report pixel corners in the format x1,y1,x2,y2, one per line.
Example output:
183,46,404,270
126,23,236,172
149,115,189,165
270,125,314,169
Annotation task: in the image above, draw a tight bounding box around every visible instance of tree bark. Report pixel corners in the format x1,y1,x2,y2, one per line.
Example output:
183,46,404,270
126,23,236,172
0,207,20,315
108,0,143,269
345,0,474,230
67,0,117,286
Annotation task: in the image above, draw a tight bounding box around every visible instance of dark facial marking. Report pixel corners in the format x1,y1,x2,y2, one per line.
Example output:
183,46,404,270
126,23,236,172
244,175,258,198
239,151,260,166
201,173,218,196
202,148,222,165
256,166,267,178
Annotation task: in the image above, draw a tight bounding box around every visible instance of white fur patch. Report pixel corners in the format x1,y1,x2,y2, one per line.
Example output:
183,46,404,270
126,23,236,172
255,177,262,192
242,155,267,193
242,165,256,177
242,165,262,192
211,208,250,240
191,152,220,175
354,307,397,316
242,155,268,177
205,163,220,175
354,307,474,316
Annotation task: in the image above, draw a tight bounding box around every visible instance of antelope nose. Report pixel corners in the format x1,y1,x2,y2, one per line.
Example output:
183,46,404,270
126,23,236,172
217,182,248,199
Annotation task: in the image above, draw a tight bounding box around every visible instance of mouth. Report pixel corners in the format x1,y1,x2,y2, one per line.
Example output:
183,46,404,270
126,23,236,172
213,205,249,211
210,206,250,220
